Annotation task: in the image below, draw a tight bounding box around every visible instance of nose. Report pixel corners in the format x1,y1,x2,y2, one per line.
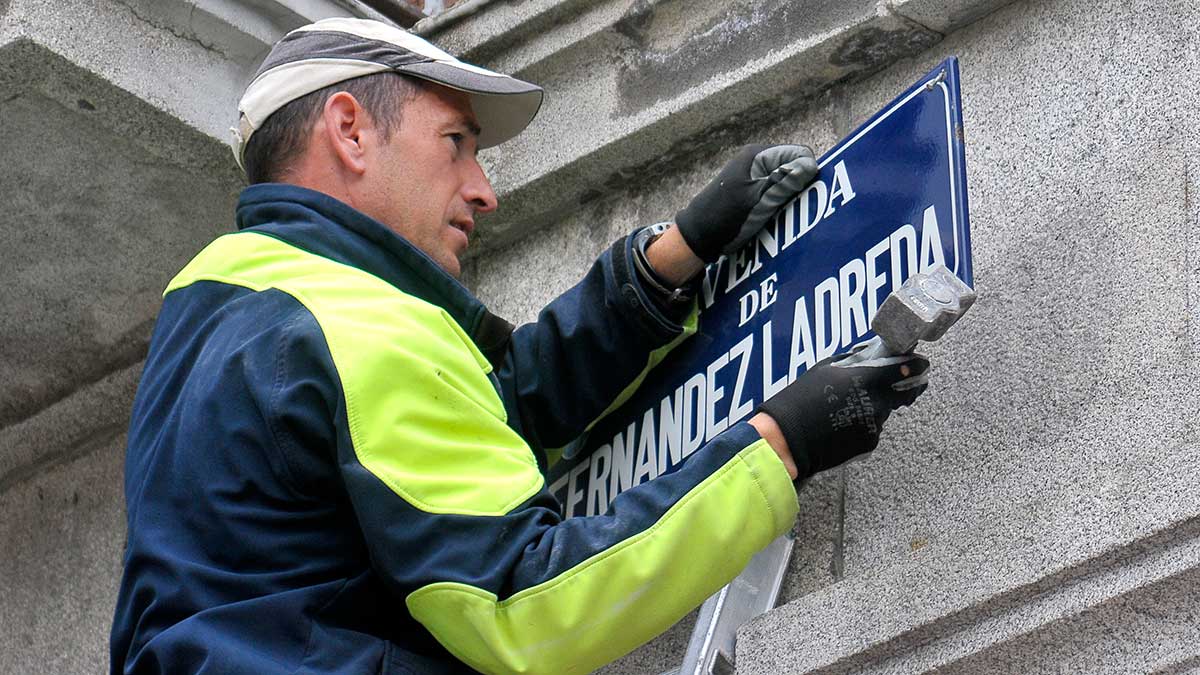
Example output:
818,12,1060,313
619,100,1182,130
463,158,498,214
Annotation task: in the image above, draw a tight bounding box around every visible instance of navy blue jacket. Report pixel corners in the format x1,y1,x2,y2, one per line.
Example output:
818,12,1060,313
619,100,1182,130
109,185,797,674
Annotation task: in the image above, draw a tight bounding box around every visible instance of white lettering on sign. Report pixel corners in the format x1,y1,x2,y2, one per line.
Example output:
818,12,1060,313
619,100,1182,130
788,296,816,376
813,275,841,362
704,352,728,440
681,373,706,459
728,334,755,426
557,199,950,517
609,421,636,503
737,273,779,327
585,442,609,516
865,237,890,320
657,386,684,478
761,319,789,400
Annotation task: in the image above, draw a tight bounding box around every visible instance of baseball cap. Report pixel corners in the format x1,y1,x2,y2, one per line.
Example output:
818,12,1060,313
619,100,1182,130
232,17,544,169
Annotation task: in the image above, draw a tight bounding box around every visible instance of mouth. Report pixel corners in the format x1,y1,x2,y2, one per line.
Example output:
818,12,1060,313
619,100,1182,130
449,220,474,239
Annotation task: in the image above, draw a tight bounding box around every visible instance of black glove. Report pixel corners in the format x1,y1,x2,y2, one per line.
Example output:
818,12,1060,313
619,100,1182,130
757,347,930,480
675,144,819,263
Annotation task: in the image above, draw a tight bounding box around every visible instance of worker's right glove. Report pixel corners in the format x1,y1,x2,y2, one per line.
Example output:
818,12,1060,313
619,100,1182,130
674,144,818,263
756,347,930,480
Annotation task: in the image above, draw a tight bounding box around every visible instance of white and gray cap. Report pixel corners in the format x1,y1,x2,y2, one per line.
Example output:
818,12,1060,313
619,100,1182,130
232,17,544,169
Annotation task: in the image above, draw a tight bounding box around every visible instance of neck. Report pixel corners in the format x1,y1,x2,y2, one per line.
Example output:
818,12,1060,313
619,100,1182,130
285,141,358,208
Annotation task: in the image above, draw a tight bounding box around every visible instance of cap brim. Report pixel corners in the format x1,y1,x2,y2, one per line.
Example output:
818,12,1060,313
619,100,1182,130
398,61,544,149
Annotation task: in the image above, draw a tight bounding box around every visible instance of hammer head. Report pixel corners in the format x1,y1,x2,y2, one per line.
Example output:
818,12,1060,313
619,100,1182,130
871,264,976,354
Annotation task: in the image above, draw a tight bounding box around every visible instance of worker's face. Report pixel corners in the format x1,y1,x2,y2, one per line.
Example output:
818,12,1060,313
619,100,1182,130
359,84,497,278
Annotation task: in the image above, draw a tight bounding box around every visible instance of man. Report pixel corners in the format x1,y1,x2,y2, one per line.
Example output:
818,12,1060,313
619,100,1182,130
110,17,928,675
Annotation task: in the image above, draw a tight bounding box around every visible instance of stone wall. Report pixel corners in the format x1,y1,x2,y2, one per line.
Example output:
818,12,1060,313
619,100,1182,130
3,0,1198,673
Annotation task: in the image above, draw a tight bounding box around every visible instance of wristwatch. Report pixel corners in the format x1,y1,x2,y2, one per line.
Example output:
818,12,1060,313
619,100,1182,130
631,223,700,312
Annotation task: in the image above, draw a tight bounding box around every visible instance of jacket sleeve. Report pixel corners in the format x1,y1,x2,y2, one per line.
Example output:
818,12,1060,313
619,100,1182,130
343,421,797,675
305,296,796,675
495,231,699,454
206,231,798,675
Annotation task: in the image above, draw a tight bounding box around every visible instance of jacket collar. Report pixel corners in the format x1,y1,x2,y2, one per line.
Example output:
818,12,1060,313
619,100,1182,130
235,184,497,343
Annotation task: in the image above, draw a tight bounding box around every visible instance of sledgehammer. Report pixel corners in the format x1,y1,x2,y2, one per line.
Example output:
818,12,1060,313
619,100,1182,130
837,263,977,368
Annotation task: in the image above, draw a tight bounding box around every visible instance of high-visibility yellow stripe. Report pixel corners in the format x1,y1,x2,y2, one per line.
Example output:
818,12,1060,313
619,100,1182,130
166,232,543,516
406,438,798,675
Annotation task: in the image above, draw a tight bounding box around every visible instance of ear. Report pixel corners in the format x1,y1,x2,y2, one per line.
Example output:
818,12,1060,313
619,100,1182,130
322,91,372,176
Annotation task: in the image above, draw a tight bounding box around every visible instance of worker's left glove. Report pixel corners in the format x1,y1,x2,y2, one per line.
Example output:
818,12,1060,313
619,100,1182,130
674,144,818,263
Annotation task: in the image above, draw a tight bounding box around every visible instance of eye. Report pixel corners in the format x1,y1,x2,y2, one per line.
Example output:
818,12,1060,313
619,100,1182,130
448,133,464,150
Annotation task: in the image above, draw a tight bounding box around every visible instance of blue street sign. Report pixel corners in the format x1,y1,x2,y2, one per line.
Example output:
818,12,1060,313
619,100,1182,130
550,58,973,518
